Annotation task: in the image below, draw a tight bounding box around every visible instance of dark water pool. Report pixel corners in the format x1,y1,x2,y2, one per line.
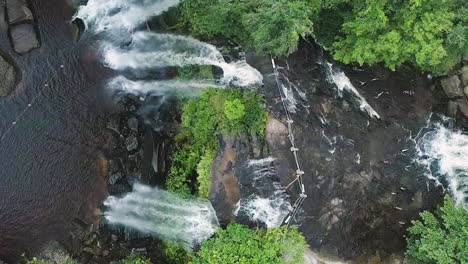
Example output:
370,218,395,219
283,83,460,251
0,0,108,261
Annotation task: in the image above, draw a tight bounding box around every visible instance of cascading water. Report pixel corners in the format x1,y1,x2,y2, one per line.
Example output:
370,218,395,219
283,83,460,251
101,32,263,87
414,115,468,206
104,183,219,248
75,0,262,90
74,0,245,246
108,75,221,96
324,62,380,119
75,0,181,33
235,157,292,228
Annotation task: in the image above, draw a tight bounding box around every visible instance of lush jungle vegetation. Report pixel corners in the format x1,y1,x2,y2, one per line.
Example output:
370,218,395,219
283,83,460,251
190,224,307,264
405,195,468,264
166,88,268,197
180,0,467,73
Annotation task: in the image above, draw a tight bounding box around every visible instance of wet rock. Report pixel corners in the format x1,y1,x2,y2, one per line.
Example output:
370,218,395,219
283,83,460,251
83,247,102,256
38,241,74,264
457,99,468,120
108,183,131,195
9,23,40,54
128,117,139,133
125,134,138,152
447,101,458,117
461,66,468,86
440,75,463,98
108,171,123,185
6,0,33,24
0,54,18,96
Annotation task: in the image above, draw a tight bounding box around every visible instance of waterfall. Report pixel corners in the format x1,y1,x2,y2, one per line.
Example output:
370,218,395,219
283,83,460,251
104,183,220,248
324,62,380,119
75,0,181,33
415,116,468,206
108,75,221,95
75,0,263,89
101,32,263,86
235,158,292,228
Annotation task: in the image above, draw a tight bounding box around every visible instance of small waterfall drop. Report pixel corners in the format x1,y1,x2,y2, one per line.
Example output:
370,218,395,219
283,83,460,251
75,0,181,33
236,157,292,228
75,0,262,89
324,62,380,119
108,75,221,96
104,183,219,248
101,32,263,86
415,117,468,206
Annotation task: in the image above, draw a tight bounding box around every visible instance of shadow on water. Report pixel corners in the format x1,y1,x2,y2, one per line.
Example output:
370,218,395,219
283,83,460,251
0,0,108,261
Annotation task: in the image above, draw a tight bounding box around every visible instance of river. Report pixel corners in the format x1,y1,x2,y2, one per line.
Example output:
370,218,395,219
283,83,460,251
0,0,107,261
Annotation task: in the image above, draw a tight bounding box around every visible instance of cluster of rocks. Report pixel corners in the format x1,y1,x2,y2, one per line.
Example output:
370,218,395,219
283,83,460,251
2,0,40,53
440,66,468,128
59,218,158,263
58,94,180,263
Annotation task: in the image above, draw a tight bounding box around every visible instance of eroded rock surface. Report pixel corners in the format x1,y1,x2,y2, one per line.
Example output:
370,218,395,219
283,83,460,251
0,53,18,96
6,0,33,24
9,23,40,54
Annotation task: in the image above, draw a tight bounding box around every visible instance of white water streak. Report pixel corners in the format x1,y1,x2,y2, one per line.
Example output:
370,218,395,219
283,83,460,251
102,32,263,87
75,0,180,32
325,62,380,119
415,122,468,206
104,183,219,248
108,75,220,95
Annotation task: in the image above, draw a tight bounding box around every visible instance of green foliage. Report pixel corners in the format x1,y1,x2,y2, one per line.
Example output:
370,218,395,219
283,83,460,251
328,0,465,73
224,99,245,120
22,254,77,264
180,0,315,56
119,254,152,264
191,224,307,264
181,0,465,73
405,195,468,264
196,149,216,198
167,88,267,196
161,241,194,264
177,65,213,80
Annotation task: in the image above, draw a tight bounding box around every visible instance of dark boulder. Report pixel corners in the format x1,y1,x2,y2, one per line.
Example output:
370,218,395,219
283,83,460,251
0,53,18,96
6,0,33,25
440,75,463,98
9,23,40,54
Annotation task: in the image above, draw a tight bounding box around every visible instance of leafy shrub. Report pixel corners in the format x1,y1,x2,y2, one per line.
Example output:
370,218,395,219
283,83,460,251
119,254,152,264
196,149,216,198
180,0,314,56
166,88,267,196
177,65,213,80
405,195,468,264
191,224,307,264
161,241,194,264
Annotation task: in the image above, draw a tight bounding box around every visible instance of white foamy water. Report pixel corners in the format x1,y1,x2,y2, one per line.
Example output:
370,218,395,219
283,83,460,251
102,32,263,87
237,158,292,228
324,62,380,119
108,75,220,95
415,121,468,206
104,183,219,248
75,0,180,32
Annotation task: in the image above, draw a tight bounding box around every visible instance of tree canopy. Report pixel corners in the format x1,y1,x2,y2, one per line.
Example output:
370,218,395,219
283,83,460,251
180,0,467,73
190,224,307,264
405,195,468,264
